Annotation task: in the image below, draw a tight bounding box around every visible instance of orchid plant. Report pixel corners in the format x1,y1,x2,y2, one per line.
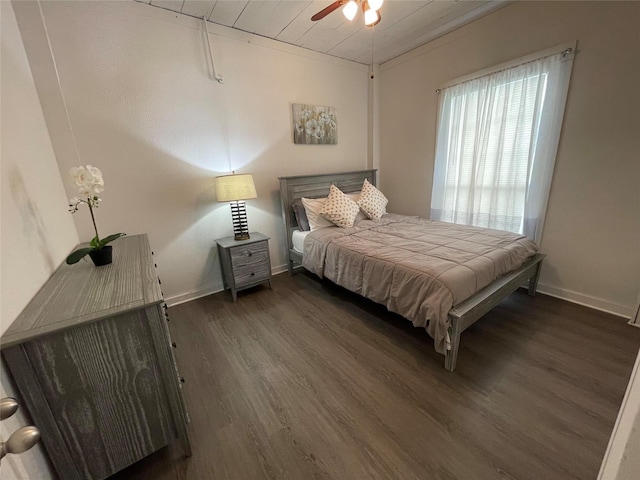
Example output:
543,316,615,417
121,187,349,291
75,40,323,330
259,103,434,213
66,165,125,264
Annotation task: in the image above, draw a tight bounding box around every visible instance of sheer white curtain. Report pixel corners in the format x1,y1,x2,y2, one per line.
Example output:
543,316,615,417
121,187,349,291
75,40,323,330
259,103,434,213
431,45,575,244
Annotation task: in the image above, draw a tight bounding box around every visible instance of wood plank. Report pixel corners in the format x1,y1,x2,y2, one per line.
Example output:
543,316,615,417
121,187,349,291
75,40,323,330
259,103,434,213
150,0,185,13
356,0,501,64
110,272,640,480
276,1,341,43
180,0,215,18
276,1,361,51
321,1,436,61
233,1,311,38
209,0,249,26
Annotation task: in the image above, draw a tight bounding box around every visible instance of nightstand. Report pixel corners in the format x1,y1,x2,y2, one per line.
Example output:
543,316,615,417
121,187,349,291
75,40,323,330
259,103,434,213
215,232,272,301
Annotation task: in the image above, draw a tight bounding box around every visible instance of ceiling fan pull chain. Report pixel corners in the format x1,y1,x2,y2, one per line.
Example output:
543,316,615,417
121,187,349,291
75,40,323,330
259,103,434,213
370,25,375,79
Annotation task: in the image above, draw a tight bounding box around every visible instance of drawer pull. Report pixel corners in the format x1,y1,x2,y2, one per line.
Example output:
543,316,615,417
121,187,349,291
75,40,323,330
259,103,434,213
172,342,177,348
0,425,40,460
248,252,253,257
180,377,185,384
251,272,255,276
158,277,162,285
1,397,19,421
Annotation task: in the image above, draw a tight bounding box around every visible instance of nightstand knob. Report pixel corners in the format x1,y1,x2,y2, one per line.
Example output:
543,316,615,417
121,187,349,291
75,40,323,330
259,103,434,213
248,252,253,257
172,342,177,348
180,377,185,384
251,272,255,276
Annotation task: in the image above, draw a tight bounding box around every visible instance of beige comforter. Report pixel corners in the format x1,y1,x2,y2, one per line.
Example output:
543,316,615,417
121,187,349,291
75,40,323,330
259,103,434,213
303,214,538,355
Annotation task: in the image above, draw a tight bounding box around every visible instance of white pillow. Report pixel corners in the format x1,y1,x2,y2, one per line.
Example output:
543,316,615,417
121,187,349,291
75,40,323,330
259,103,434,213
319,185,361,228
357,179,388,221
301,196,333,230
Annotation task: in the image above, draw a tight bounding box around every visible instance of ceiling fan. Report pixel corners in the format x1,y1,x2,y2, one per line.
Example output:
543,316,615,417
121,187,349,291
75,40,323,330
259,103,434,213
311,0,383,27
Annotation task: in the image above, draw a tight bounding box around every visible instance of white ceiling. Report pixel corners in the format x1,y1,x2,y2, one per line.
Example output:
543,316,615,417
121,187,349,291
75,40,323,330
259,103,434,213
135,0,510,65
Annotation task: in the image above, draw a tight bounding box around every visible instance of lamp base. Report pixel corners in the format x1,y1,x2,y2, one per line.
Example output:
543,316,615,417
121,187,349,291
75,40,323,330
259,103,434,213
230,201,251,241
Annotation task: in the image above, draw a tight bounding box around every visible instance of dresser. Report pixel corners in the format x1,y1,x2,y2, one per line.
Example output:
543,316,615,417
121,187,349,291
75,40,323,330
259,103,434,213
0,235,191,480
215,232,272,301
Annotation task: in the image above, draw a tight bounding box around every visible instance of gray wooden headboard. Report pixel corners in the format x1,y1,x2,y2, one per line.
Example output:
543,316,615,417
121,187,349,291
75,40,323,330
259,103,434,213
278,169,377,273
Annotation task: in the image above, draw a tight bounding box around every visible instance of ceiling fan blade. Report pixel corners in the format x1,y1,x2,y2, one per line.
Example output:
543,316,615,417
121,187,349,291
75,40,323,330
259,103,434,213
311,1,346,21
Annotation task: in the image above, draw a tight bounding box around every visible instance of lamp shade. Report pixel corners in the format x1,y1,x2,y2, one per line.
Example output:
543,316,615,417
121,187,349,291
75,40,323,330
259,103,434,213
215,174,257,202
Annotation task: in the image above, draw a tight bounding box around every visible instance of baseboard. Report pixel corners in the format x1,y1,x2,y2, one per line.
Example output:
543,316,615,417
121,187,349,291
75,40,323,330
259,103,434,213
165,264,291,307
165,284,223,307
537,283,633,320
166,273,634,321
271,264,289,276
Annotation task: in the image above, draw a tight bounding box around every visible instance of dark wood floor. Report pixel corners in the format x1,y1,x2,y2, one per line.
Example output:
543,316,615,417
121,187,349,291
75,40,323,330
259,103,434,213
112,271,639,480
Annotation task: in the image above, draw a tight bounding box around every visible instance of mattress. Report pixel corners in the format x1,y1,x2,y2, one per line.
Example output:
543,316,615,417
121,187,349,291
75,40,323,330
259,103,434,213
292,229,310,254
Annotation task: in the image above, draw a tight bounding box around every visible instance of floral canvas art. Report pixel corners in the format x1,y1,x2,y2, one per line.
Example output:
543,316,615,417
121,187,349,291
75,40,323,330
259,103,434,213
292,104,337,144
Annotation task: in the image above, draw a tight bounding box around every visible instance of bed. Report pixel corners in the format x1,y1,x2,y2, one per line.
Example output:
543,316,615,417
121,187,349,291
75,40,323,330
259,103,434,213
278,169,545,371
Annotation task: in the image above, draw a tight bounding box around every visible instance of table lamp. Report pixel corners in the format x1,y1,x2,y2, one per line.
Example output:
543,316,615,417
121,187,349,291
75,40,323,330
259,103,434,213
215,173,257,241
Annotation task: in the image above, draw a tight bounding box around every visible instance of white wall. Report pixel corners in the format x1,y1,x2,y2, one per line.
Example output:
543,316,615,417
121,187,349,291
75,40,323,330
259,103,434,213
15,0,369,305
1,1,76,478
379,0,640,317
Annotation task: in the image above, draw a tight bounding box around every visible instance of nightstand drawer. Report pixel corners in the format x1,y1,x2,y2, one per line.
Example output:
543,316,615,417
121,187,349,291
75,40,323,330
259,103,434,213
230,241,269,269
234,265,271,288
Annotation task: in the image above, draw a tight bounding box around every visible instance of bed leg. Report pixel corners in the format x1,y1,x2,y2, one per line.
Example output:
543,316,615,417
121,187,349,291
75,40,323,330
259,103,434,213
444,318,461,372
288,260,295,276
528,259,543,296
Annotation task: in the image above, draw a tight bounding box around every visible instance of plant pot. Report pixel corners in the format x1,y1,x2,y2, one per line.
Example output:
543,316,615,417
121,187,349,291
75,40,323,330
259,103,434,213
89,246,113,267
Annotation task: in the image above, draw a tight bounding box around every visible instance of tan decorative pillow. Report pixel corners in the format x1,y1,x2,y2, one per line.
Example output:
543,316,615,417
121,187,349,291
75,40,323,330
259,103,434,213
319,185,361,228
357,179,388,221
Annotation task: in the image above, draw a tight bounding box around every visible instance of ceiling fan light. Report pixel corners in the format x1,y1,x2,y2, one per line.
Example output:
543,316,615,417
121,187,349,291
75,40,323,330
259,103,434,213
363,4,380,26
368,0,383,11
343,0,358,21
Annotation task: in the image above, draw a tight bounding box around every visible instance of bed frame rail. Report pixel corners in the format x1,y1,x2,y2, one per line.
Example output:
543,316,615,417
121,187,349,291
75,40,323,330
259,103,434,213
444,253,545,371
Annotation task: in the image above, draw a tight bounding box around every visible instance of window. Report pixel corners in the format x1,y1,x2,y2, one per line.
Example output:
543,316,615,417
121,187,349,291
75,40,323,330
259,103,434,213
431,44,575,244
